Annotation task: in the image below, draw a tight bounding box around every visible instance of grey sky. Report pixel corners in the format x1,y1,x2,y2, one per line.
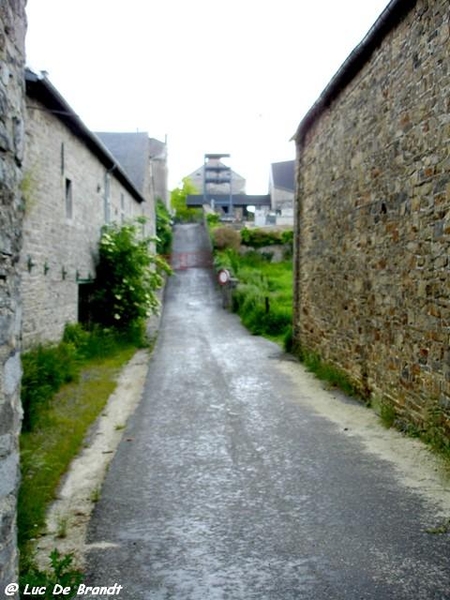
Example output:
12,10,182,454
25,0,391,192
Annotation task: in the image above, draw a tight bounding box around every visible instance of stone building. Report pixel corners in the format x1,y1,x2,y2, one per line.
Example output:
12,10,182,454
22,70,152,348
269,160,295,226
0,0,26,589
187,158,246,195
269,160,295,212
293,0,450,431
96,132,169,217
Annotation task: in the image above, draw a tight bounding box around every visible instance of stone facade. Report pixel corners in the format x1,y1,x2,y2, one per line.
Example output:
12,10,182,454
0,0,26,589
22,74,149,348
187,159,246,195
294,0,450,431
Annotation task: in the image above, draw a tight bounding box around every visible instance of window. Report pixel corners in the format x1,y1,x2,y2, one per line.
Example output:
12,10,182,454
65,178,73,219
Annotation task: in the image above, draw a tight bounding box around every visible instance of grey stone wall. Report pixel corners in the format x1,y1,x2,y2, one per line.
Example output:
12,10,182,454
0,0,26,589
294,0,450,431
22,96,146,348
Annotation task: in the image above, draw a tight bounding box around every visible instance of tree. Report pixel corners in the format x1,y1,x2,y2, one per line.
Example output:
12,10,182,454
170,177,201,222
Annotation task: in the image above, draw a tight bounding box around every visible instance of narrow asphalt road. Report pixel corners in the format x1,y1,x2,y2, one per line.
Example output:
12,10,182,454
85,223,450,599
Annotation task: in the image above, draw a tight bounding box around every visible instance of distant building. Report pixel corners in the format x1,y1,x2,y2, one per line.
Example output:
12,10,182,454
187,157,246,195
269,160,295,212
268,160,295,226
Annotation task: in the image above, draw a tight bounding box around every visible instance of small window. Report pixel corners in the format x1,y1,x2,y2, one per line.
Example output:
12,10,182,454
65,178,73,219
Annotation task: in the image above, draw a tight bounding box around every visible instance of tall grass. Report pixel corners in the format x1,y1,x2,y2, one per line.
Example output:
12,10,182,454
18,323,140,567
215,249,293,345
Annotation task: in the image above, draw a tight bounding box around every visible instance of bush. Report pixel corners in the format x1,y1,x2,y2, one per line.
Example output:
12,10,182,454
211,226,241,251
240,227,282,248
206,213,220,228
92,219,171,331
21,323,146,431
21,341,79,431
155,199,173,255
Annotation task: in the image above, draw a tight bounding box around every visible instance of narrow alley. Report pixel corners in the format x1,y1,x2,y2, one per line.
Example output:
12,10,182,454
85,223,450,600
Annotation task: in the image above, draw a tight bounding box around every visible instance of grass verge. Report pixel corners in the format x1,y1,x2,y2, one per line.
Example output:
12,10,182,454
18,331,137,573
214,249,293,346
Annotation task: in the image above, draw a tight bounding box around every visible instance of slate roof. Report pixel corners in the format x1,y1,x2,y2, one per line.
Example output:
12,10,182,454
25,69,145,203
186,194,270,208
148,137,167,160
95,132,150,194
271,160,295,192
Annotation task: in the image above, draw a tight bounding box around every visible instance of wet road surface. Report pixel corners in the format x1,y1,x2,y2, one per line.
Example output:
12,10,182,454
85,223,450,599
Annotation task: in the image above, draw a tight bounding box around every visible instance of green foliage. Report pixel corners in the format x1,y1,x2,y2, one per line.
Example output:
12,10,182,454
170,177,202,222
19,343,135,556
92,219,171,331
155,199,173,255
283,325,294,353
421,404,450,458
299,349,359,397
280,229,294,245
206,213,220,228
240,227,293,248
21,343,79,431
20,550,83,599
379,401,397,429
21,324,143,431
215,249,293,344
211,226,241,251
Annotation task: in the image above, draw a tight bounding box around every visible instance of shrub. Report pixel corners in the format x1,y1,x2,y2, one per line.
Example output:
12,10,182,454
155,199,173,255
21,323,145,431
21,342,79,431
211,226,241,251
206,213,220,228
92,219,171,332
240,227,282,248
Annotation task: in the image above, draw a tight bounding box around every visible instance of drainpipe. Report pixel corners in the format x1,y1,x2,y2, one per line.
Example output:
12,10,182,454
104,164,116,223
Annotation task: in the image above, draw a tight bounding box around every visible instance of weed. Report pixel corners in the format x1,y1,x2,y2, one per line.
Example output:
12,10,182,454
426,518,450,534
379,402,397,429
422,404,450,459
20,549,83,599
56,516,68,539
300,349,359,397
90,487,101,503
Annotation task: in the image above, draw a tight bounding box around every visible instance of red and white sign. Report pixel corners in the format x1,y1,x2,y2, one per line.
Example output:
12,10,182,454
218,269,230,285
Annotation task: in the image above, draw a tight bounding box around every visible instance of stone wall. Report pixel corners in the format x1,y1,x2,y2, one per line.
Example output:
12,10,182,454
0,0,26,589
22,95,146,348
294,0,450,430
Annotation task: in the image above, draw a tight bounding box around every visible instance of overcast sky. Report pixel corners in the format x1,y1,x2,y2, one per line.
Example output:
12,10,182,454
25,0,391,193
